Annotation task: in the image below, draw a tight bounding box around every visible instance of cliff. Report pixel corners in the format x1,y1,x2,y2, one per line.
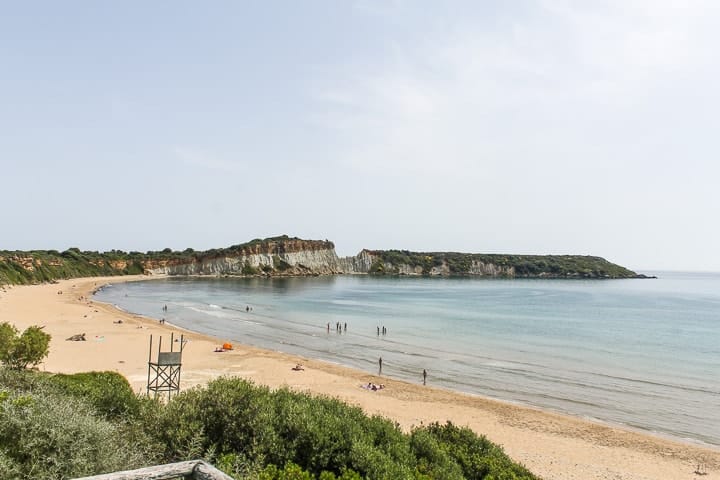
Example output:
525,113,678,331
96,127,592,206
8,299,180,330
145,238,343,276
0,236,647,285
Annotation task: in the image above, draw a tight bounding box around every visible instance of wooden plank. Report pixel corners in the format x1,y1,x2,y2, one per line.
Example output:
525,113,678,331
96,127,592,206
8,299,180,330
72,460,234,480
193,462,236,480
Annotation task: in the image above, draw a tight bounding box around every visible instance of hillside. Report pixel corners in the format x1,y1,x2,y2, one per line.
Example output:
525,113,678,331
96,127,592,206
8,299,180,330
364,249,645,278
0,235,647,285
0,236,333,284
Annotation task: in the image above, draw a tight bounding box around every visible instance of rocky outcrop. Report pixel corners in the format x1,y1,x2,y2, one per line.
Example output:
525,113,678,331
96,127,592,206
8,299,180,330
466,261,515,276
145,239,345,276
337,249,374,273
339,251,516,277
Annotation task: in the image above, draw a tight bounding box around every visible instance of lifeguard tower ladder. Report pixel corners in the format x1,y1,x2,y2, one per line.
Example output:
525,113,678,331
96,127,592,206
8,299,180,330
147,333,184,400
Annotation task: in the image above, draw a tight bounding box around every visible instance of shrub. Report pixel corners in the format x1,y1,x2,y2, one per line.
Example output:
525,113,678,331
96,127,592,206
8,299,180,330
273,256,291,272
0,370,540,479
417,422,537,479
0,323,50,370
152,377,539,479
242,262,259,275
0,387,157,479
48,371,142,419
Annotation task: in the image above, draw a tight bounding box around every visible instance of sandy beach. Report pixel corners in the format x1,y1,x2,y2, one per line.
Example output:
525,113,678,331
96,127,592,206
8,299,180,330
0,276,717,480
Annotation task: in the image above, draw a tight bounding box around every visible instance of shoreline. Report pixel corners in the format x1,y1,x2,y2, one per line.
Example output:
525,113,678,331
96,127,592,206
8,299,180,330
0,276,718,479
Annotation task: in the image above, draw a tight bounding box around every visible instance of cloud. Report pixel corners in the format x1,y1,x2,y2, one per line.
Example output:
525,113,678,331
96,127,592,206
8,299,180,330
173,146,244,174
312,0,718,183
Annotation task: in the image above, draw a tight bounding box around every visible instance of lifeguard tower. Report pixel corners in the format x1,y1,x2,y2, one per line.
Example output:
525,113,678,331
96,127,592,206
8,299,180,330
147,333,184,400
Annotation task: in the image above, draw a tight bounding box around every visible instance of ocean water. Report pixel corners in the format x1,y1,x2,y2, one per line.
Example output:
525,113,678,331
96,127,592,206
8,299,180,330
94,272,720,446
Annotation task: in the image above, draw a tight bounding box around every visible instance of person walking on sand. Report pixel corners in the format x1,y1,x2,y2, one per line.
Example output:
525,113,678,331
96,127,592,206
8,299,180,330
379,356,383,375
423,369,427,386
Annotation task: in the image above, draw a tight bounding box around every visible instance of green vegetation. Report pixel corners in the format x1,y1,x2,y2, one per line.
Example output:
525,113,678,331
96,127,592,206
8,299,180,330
369,250,641,278
242,262,260,275
0,369,538,480
0,369,160,479
273,255,292,272
0,323,50,370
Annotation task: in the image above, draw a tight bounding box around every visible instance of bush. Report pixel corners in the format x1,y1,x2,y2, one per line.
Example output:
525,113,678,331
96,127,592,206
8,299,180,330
273,256,292,272
0,370,539,479
0,384,158,479
417,422,537,479
410,428,464,479
153,377,539,480
242,262,260,275
48,371,142,419
0,323,50,370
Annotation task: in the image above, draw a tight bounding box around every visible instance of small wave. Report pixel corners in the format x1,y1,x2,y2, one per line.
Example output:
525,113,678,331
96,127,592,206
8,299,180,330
590,372,720,396
186,306,235,319
332,299,362,306
402,351,434,358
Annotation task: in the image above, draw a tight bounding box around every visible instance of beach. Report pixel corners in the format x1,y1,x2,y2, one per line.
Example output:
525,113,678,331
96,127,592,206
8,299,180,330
1,276,718,480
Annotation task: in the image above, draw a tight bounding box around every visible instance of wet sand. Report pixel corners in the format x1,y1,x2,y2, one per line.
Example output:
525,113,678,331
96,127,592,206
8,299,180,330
0,275,717,479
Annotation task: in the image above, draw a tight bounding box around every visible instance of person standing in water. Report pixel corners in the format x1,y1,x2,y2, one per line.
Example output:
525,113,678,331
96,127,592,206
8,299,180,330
423,369,427,385
378,356,383,375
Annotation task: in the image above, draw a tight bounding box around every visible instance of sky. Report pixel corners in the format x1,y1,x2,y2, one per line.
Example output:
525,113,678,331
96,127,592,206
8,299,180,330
1,1,718,272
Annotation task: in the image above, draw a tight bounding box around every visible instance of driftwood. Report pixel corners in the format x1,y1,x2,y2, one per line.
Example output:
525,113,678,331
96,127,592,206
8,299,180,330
72,460,235,480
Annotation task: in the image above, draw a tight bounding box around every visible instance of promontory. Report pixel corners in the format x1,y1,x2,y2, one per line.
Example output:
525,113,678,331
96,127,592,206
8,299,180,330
0,235,649,285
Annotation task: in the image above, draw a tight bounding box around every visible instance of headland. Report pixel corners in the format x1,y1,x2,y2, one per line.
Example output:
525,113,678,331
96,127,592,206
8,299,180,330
0,235,651,286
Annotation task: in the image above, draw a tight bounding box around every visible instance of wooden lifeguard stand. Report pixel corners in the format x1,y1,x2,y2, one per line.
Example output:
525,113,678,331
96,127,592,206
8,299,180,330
147,333,184,400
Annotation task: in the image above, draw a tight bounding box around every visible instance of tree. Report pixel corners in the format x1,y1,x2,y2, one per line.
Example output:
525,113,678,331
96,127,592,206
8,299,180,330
0,323,50,370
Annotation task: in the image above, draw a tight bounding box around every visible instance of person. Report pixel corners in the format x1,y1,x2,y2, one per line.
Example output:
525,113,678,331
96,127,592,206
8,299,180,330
292,363,304,371
423,369,427,386
378,356,383,375
344,322,347,332
377,326,380,336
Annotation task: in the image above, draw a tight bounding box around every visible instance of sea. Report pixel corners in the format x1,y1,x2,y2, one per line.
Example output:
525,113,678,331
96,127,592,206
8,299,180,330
94,272,720,447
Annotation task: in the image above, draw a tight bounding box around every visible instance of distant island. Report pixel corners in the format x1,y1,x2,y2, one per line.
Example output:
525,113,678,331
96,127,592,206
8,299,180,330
0,235,650,285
